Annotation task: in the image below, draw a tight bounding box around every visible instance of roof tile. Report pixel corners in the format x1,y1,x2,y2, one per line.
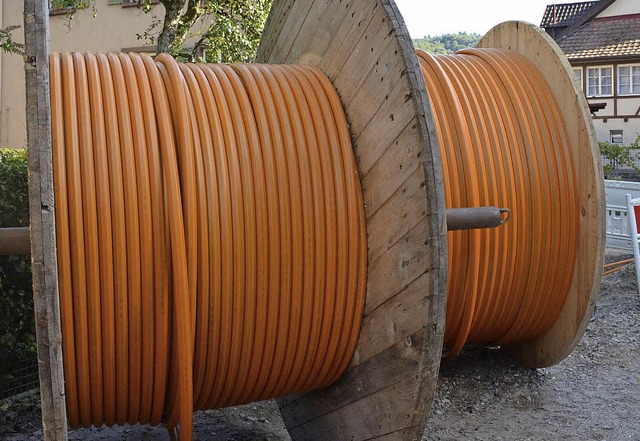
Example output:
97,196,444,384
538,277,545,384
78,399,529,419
558,16,640,59
540,1,599,28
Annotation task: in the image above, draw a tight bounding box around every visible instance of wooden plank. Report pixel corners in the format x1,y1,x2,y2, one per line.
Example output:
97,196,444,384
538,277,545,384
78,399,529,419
0,227,31,255
318,0,384,84
363,218,434,316
281,0,379,71
342,37,407,142
287,375,422,441
267,1,315,64
280,0,333,64
355,272,434,365
24,0,68,440
478,22,605,367
365,166,428,263
279,327,428,427
373,427,422,441
255,0,293,62
352,76,425,176
334,8,398,93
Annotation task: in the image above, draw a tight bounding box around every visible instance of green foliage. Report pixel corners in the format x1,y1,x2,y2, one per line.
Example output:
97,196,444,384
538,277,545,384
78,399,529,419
413,32,482,55
61,0,272,63
50,0,90,13
191,0,272,63
0,149,35,381
155,0,272,62
599,137,640,177
0,26,24,55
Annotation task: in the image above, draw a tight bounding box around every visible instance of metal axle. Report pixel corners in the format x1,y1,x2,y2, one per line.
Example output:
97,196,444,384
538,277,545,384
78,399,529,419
446,206,511,231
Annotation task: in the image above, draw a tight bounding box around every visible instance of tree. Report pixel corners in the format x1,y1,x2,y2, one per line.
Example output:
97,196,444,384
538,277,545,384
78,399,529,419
0,25,24,54
157,0,271,62
57,0,272,62
413,32,482,55
599,134,640,179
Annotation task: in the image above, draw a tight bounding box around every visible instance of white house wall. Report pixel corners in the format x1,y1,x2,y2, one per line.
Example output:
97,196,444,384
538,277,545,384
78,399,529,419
592,116,640,145
0,1,164,148
618,98,640,116
598,0,640,18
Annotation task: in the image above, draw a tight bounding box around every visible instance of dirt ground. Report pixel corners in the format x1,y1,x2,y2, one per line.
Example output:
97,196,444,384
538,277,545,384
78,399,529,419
2,248,639,441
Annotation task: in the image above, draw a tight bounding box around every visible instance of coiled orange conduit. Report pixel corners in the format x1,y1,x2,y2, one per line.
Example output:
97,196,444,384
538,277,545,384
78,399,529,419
417,49,579,357
50,46,580,436
50,52,367,438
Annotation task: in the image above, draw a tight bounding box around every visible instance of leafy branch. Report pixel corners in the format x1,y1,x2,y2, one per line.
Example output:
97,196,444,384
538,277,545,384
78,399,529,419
0,26,24,55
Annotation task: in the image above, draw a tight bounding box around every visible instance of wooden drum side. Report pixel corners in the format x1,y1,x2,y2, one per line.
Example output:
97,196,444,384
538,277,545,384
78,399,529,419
258,0,448,439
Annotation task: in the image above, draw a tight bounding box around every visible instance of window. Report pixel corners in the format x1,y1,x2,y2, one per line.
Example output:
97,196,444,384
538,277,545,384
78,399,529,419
49,0,88,14
618,64,640,95
573,67,583,91
610,130,624,145
587,66,613,96
109,0,158,6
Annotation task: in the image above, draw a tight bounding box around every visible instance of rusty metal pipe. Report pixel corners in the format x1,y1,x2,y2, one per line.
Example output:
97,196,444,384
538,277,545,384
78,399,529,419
446,207,510,231
0,227,31,255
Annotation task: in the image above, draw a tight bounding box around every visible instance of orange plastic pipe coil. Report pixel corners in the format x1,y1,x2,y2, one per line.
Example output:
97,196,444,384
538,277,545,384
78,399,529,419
417,48,579,358
50,52,367,438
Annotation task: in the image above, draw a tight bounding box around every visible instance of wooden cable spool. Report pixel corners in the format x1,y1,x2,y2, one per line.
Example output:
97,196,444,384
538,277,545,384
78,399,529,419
18,0,604,440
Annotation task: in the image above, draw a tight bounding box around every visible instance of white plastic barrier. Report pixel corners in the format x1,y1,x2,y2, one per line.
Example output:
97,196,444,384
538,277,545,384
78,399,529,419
604,180,640,250
625,194,640,296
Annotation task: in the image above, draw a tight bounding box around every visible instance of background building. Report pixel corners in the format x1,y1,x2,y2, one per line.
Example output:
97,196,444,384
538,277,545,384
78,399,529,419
0,0,164,148
542,0,640,146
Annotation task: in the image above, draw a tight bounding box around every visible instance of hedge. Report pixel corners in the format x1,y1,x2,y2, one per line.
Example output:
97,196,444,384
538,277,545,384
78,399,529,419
0,148,35,382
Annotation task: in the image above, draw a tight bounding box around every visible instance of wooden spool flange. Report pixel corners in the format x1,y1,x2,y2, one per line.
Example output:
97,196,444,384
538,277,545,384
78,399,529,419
257,0,447,439
477,22,605,368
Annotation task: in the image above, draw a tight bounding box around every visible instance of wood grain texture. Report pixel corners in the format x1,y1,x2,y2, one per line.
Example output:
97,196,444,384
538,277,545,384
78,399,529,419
478,21,605,368
258,0,447,439
24,0,68,439
0,227,31,255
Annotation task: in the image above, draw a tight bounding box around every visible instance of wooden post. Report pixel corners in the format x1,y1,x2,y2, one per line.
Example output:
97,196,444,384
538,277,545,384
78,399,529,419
24,0,68,439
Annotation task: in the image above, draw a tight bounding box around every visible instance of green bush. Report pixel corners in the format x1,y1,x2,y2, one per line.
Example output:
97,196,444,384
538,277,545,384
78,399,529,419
0,149,35,380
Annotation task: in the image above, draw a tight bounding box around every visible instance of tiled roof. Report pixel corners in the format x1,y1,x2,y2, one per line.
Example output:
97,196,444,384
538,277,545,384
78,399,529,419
558,15,640,60
540,1,599,28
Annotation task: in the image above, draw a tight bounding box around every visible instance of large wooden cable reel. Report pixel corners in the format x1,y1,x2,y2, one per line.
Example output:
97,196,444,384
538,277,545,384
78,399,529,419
19,0,604,440
256,2,604,439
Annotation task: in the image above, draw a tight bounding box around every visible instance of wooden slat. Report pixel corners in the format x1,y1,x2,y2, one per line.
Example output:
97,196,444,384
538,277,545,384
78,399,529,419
356,272,434,364
268,1,315,64
343,38,407,142
352,74,425,175
280,0,333,64
24,0,68,440
287,375,421,441
317,0,383,82
479,22,605,368
360,119,423,219
363,219,434,316
255,0,292,62
365,166,428,262
279,327,428,426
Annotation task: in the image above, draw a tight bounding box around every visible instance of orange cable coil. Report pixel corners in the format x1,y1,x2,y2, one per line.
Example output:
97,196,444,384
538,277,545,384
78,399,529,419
50,45,581,437
417,49,580,357
50,52,367,438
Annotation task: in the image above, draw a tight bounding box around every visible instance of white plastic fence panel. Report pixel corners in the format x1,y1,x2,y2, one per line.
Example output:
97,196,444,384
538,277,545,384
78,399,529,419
625,194,640,297
605,180,640,250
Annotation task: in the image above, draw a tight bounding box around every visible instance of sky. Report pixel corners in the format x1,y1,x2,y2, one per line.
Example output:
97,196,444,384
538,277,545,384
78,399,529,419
394,0,554,38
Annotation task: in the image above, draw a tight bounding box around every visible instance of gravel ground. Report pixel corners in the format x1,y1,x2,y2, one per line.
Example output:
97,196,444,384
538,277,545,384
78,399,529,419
2,248,639,441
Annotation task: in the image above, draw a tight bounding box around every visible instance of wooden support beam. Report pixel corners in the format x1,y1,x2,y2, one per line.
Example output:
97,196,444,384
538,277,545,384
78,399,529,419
0,227,31,255
24,0,68,439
